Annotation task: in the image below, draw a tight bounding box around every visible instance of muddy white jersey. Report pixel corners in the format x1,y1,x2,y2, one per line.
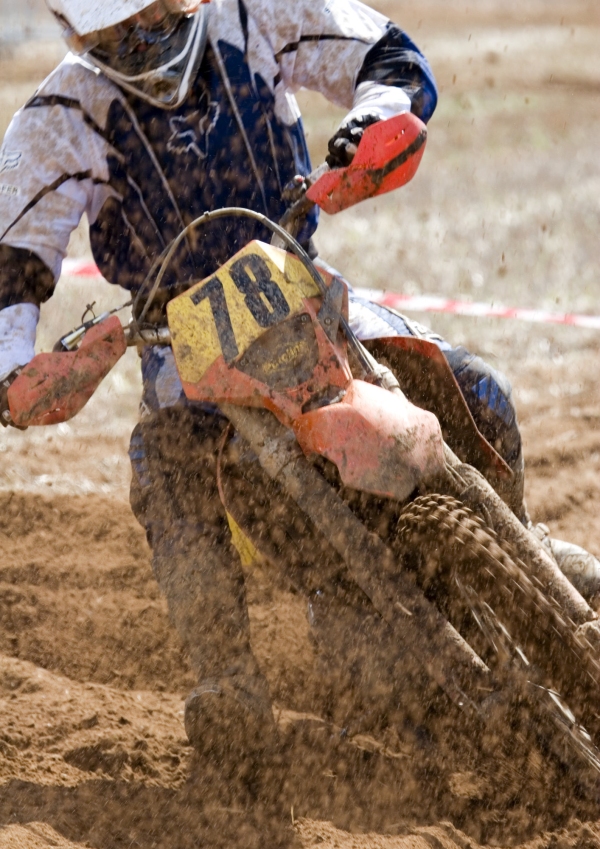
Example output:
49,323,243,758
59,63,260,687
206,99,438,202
0,0,437,308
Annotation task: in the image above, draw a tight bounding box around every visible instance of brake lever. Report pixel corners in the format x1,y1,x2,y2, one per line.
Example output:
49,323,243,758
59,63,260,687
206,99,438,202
53,299,133,352
53,311,112,352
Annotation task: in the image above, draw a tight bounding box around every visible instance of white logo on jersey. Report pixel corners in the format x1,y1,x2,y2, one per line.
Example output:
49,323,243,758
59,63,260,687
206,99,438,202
0,150,22,175
167,101,220,160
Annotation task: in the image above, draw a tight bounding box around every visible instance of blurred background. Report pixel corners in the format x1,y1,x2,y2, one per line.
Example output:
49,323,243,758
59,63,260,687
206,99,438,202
2,0,57,41
0,0,599,505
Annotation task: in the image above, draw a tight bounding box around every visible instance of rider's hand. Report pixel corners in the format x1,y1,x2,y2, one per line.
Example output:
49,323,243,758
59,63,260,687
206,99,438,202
0,367,27,430
326,114,380,169
327,82,413,169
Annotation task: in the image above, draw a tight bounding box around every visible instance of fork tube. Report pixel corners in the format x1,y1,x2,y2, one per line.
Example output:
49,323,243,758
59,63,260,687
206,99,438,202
220,402,495,715
429,445,597,630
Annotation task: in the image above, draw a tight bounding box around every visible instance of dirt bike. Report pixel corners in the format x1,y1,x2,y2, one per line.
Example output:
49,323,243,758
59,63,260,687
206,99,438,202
5,113,600,805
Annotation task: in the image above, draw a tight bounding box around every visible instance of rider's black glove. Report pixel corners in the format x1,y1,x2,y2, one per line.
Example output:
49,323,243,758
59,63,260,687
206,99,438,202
0,367,26,430
326,114,380,169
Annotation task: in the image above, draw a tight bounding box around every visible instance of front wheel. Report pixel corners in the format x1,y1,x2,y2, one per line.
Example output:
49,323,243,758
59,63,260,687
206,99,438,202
396,493,600,795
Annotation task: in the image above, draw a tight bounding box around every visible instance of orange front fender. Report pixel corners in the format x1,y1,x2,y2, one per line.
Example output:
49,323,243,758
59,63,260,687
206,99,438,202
293,379,445,501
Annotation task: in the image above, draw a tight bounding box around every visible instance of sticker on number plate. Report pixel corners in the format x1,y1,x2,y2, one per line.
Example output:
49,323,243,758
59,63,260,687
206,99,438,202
167,241,321,385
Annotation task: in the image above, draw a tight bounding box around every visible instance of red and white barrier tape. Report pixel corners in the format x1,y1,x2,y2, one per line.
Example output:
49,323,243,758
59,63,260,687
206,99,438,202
354,288,600,330
62,258,600,330
63,258,103,277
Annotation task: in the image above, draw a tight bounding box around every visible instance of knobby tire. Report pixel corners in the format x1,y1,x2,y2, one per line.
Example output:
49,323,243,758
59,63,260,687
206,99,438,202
397,494,600,791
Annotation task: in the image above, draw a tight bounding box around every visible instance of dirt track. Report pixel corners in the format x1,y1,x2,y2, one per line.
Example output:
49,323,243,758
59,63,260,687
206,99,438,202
1,0,600,846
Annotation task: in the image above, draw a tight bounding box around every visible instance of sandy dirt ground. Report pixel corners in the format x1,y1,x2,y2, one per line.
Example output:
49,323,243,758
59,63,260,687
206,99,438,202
1,0,600,846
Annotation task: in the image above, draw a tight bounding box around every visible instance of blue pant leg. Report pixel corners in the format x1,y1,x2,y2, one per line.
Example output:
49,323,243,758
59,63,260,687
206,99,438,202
443,346,522,472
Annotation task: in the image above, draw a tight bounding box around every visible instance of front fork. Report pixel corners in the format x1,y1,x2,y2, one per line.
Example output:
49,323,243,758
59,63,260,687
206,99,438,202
425,444,600,745
428,443,596,632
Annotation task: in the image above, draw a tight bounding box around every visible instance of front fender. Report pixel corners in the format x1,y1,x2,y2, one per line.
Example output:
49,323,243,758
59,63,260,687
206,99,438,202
292,379,445,501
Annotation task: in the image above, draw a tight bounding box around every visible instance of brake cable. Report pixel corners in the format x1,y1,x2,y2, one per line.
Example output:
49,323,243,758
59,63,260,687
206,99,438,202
54,298,133,352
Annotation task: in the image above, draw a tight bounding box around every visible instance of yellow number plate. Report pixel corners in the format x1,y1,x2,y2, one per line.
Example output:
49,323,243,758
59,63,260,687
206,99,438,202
167,241,320,385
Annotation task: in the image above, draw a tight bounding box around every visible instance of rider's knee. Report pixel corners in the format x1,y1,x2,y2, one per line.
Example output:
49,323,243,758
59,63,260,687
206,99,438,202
128,407,227,548
444,346,522,472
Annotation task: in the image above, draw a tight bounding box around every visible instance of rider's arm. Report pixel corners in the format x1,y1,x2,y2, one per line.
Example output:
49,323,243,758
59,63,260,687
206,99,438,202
244,0,437,168
0,59,114,381
0,97,104,285
244,0,437,121
0,245,52,378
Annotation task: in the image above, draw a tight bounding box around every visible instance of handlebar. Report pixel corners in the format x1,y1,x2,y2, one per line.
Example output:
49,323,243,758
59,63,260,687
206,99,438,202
54,114,427,356
125,324,171,347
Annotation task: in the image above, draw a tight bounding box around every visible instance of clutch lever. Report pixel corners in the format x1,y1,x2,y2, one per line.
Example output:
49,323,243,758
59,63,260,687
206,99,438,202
53,299,133,352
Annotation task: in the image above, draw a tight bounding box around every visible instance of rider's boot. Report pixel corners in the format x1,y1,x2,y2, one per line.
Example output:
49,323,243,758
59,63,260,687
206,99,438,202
531,522,600,603
150,523,279,765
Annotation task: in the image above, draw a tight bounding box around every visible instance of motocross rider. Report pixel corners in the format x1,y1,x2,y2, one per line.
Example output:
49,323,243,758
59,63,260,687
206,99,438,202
1,0,599,762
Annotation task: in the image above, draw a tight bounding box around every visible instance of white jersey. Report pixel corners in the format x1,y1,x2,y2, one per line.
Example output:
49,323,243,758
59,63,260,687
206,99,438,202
0,0,437,376
0,0,387,284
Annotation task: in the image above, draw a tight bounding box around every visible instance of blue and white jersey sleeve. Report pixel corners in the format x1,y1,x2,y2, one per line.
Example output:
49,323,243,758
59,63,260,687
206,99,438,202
234,0,437,121
0,55,119,284
239,0,388,108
